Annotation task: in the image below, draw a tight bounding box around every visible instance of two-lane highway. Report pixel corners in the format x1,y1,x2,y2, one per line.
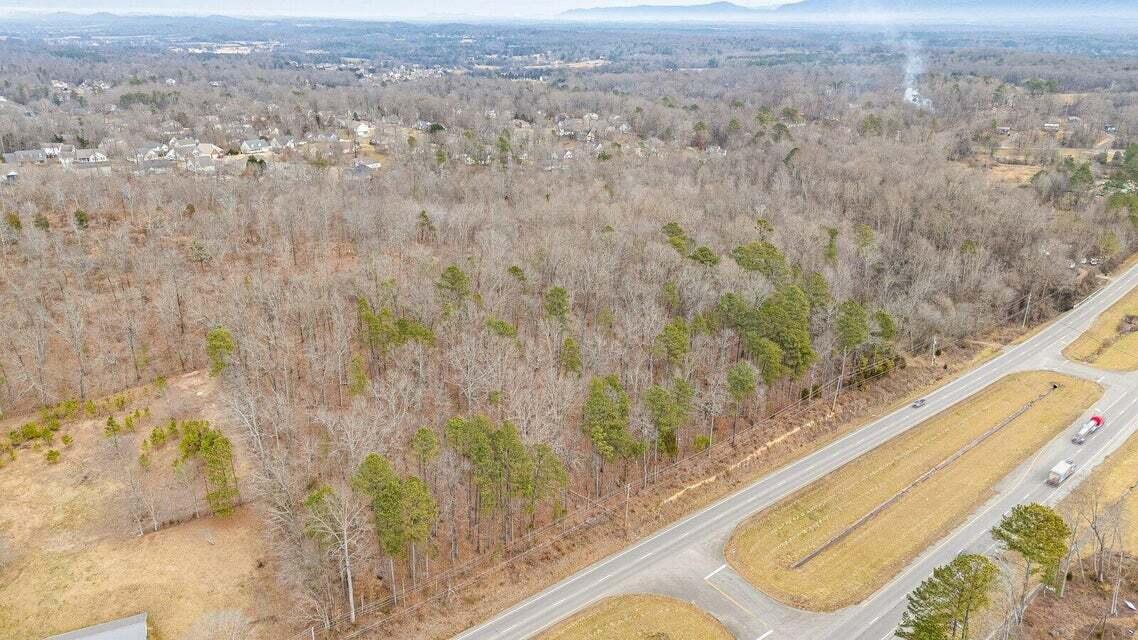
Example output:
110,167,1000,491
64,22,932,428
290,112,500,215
455,260,1138,640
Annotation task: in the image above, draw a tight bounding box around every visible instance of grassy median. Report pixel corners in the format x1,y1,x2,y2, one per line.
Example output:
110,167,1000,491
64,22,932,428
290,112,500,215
725,371,1101,611
1064,285,1138,370
537,594,732,640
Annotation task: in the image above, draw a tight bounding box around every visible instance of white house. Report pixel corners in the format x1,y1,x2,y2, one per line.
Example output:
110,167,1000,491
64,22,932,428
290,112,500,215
75,149,109,164
352,121,373,138
240,139,271,155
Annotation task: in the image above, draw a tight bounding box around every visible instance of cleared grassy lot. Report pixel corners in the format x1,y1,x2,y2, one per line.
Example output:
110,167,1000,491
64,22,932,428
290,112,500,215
538,594,732,640
1064,285,1138,370
726,371,1101,611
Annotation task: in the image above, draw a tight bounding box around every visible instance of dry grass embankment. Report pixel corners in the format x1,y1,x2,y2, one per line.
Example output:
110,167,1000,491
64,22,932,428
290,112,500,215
537,594,732,640
1064,284,1138,370
726,371,1101,611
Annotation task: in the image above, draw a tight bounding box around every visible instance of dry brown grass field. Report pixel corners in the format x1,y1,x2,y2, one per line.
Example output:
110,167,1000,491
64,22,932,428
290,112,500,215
1063,285,1138,370
0,372,285,640
726,371,1101,611
537,594,732,640
987,162,1041,185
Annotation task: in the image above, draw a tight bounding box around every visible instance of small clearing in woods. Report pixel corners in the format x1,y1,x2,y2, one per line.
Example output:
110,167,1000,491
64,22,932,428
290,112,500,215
1064,284,1138,370
986,162,1041,185
726,371,1101,611
537,594,732,640
0,371,285,640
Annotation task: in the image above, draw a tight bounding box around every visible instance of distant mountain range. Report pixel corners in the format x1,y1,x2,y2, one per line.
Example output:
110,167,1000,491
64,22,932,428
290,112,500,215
779,0,1137,13
562,0,1138,21
562,1,770,20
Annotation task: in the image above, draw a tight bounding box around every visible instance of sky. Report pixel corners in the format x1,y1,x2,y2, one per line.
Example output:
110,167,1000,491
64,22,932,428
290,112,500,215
0,0,792,20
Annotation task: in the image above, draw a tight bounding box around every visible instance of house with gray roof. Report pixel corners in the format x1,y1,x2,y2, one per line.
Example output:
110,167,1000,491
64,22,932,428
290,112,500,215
240,138,271,155
48,612,147,640
3,149,47,165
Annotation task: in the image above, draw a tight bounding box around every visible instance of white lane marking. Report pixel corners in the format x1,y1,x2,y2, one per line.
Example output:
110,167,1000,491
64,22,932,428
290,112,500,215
757,630,774,640
638,552,653,561
704,563,727,580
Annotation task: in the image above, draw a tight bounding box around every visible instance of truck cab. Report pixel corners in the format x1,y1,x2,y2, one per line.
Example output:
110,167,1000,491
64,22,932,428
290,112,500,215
1047,459,1076,486
1072,415,1104,445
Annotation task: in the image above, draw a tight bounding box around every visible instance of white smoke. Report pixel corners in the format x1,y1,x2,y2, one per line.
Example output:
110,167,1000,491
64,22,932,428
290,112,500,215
902,39,932,110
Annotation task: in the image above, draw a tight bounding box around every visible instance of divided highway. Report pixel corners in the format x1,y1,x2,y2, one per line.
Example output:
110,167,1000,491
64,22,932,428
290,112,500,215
455,261,1138,640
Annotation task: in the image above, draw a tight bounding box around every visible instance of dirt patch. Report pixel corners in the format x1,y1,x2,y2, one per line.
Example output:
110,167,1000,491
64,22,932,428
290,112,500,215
537,594,731,640
1064,285,1138,370
725,371,1101,611
1018,557,1138,640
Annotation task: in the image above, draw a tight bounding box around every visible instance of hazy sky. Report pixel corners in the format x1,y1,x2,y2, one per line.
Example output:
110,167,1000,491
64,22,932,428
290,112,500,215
0,0,793,20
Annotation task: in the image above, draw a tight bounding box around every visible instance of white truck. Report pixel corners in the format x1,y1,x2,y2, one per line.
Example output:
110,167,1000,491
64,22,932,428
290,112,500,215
1072,415,1104,445
1047,459,1077,486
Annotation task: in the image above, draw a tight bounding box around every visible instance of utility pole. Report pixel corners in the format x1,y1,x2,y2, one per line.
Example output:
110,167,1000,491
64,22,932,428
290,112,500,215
1022,290,1033,328
623,484,631,538
930,335,938,362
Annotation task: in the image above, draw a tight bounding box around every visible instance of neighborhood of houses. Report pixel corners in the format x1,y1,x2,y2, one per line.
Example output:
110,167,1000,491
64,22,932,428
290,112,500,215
0,76,681,184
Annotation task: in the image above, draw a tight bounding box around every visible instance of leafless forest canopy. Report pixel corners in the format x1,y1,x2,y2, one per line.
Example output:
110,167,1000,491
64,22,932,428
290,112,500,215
2,19,1138,634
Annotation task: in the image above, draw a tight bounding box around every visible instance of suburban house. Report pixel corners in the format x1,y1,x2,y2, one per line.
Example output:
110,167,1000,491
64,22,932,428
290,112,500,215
3,171,16,184
306,132,340,145
240,138,271,155
48,612,147,640
42,142,77,158
352,121,373,137
67,149,111,173
1042,122,1061,132
168,136,198,152
3,149,48,165
75,149,110,164
133,143,171,163
170,142,223,162
270,136,301,152
348,159,382,178
413,119,445,132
